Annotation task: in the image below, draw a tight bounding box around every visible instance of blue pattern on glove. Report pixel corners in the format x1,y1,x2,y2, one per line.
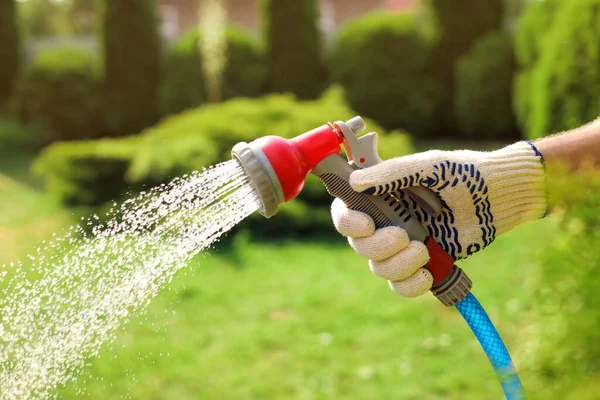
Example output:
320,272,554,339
376,161,495,260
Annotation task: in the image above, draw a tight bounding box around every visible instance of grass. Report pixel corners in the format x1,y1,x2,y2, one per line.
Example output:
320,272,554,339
48,220,553,400
0,159,72,264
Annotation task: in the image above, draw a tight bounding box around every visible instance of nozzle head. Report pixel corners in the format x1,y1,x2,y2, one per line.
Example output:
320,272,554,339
232,141,284,218
232,123,343,218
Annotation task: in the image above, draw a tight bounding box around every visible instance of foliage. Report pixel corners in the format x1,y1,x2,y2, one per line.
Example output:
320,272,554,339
513,0,561,136
160,26,266,117
14,46,106,143
0,117,50,151
17,0,96,38
261,0,327,99
32,136,140,206
421,0,504,136
455,31,518,139
34,87,414,234
99,0,161,136
0,0,19,107
524,163,600,399
527,0,600,139
331,12,441,137
17,0,70,39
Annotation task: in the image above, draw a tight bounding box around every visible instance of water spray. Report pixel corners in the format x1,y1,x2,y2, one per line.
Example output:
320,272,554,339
232,117,523,399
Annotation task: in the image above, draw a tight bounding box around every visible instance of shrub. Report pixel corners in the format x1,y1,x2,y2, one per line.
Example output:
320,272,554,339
528,0,600,139
0,117,50,151
421,0,504,136
99,0,161,136
32,136,140,206
15,46,106,143
513,0,561,135
523,163,600,399
455,31,518,140
127,87,396,183
34,87,415,235
160,26,266,117
261,0,327,99
0,0,19,107
17,0,68,39
331,12,441,137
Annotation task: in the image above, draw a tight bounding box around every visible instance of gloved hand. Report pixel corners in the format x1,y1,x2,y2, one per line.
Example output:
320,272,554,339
332,141,547,297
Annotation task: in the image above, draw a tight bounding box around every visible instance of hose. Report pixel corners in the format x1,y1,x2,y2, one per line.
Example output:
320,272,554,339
455,293,524,400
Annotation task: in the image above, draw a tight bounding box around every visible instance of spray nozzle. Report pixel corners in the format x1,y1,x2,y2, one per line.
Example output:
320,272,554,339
232,116,441,218
232,117,366,218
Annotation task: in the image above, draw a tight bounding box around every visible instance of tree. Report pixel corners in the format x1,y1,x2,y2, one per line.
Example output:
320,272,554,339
99,0,161,136
528,0,600,139
15,46,105,142
261,0,327,99
455,32,518,139
422,0,504,136
513,0,561,135
332,12,441,136
0,0,20,106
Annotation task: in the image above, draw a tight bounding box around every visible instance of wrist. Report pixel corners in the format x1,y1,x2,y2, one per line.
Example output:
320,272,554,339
480,141,547,234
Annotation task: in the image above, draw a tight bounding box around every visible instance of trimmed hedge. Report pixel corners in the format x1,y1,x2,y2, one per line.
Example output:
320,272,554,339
513,0,560,136
0,0,19,107
331,12,441,137
15,46,106,143
262,0,327,99
0,117,50,151
455,32,518,139
160,26,266,117
99,0,161,136
34,87,415,235
422,0,504,136
33,136,140,206
528,0,600,139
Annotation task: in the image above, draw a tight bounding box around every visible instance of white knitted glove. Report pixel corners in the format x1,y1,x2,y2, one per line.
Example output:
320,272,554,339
333,141,547,297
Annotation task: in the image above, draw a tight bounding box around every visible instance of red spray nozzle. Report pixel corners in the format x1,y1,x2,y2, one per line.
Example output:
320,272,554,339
231,118,364,218
256,124,343,201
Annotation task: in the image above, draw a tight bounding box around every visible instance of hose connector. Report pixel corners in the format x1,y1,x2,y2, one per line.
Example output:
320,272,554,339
431,266,472,307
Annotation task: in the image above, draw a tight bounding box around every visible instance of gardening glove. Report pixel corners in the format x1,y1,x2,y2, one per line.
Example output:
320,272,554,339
332,141,547,297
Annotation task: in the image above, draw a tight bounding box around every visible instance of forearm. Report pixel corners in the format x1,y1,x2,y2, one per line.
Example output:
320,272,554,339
534,118,600,168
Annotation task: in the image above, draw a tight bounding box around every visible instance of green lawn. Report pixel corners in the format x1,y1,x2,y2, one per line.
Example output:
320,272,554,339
0,161,72,265
50,220,554,400
0,151,582,400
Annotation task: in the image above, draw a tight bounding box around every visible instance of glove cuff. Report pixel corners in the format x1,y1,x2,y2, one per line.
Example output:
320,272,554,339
479,141,547,235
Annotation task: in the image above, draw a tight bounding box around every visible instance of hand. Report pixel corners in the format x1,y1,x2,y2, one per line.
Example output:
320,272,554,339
333,142,547,297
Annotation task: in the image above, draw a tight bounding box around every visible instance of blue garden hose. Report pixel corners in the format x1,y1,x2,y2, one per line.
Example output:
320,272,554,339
456,293,524,400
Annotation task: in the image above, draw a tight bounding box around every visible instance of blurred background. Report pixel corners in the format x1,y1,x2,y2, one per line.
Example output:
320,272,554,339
1,0,599,398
